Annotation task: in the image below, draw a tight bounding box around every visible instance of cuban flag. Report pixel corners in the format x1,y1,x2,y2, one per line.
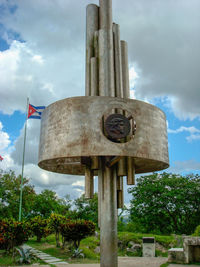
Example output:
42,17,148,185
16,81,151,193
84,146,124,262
0,155,3,161
28,104,45,119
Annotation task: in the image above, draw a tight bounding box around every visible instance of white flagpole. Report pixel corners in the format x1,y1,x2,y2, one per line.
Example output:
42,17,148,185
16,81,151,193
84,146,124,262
19,97,29,221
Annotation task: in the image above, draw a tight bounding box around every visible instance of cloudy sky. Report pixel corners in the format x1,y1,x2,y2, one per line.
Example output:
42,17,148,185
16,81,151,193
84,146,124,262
0,0,200,204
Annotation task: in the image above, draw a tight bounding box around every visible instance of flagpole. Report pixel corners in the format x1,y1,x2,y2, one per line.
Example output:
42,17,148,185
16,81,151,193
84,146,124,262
19,97,29,221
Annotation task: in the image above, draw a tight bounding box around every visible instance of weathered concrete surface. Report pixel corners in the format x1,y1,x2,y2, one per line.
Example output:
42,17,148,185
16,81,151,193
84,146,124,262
168,248,184,263
168,237,200,264
183,236,200,263
98,160,118,267
38,96,169,175
85,4,99,96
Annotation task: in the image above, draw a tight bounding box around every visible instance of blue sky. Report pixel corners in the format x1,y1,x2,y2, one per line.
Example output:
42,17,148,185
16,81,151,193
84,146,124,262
0,0,200,203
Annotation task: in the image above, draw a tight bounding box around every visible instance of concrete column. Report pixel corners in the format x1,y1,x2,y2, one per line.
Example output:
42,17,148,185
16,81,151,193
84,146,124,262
113,23,123,98
99,0,112,30
85,5,99,198
85,4,99,96
99,29,115,97
121,40,130,98
98,158,118,267
91,57,98,96
99,0,115,97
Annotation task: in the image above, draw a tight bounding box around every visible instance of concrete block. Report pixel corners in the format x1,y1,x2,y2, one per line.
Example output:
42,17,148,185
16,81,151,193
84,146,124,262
142,237,155,257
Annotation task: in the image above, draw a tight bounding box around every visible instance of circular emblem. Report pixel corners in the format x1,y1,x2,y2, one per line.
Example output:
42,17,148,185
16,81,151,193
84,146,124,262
104,114,131,140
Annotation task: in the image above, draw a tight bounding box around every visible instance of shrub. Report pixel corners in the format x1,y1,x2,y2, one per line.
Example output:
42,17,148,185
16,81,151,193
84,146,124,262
29,216,51,242
49,213,68,247
193,225,200,236
60,220,95,249
0,219,30,253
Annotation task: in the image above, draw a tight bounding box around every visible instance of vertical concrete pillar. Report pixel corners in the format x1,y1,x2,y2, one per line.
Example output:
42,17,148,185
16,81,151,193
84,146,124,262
99,0,115,97
85,4,99,96
85,4,99,198
98,158,118,267
121,40,130,99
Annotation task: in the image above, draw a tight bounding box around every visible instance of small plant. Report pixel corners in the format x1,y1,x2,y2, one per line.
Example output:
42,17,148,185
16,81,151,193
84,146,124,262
72,248,84,258
15,246,36,264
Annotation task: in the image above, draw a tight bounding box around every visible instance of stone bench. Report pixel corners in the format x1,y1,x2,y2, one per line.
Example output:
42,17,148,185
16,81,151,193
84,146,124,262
168,237,200,264
168,248,184,263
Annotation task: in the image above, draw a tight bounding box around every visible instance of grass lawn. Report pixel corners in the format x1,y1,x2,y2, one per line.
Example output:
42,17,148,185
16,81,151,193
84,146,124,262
26,231,176,264
27,234,100,264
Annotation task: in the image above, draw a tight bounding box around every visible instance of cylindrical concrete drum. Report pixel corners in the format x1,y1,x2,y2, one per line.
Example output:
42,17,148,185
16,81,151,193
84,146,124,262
38,96,169,175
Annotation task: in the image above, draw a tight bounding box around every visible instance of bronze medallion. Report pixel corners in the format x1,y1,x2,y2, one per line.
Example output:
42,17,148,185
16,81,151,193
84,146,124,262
104,113,131,140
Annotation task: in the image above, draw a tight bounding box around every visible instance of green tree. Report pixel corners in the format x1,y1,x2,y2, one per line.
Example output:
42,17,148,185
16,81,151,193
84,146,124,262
49,213,68,247
73,193,98,224
32,189,70,218
60,220,95,249
0,170,36,220
29,216,51,242
128,173,200,234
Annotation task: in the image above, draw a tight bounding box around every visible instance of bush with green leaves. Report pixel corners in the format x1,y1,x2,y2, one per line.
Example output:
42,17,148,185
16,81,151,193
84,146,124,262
0,219,30,253
29,216,51,242
60,219,95,249
49,213,68,247
193,225,200,236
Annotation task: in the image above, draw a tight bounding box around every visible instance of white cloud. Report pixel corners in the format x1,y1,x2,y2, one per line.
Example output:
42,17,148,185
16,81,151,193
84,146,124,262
1,0,200,201
168,160,200,174
0,0,199,120
168,126,200,135
31,55,44,65
0,121,16,171
186,134,200,142
0,122,11,152
168,125,200,142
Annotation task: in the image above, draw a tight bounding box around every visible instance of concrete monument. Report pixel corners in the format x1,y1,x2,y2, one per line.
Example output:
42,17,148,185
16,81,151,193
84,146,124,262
38,1,169,266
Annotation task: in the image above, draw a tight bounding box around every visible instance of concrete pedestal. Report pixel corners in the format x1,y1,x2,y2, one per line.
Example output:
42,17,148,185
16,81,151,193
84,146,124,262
142,237,155,257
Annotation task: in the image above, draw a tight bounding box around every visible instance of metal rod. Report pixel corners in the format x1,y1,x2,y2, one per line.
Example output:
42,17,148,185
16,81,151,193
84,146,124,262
98,167,102,228
117,157,127,176
127,157,135,185
117,176,124,209
91,156,99,170
19,97,29,221
85,165,94,199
